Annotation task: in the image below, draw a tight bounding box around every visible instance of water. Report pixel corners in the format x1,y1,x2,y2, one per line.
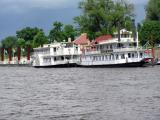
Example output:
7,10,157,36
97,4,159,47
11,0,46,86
0,66,160,120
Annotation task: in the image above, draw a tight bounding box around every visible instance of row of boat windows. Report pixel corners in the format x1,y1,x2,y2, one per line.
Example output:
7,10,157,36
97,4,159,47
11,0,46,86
97,44,133,50
43,58,51,63
85,53,144,61
113,34,132,38
35,49,50,55
43,56,78,63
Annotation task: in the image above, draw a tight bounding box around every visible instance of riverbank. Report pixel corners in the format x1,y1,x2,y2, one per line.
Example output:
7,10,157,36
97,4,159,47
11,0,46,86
0,64,31,67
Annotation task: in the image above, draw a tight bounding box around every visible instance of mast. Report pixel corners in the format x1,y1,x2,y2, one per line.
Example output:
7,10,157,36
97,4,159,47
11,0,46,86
118,21,121,48
132,19,137,47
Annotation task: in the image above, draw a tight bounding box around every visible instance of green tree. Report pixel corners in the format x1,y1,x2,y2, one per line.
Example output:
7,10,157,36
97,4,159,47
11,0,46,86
1,36,18,61
74,0,134,39
146,0,160,21
63,25,77,41
49,21,65,43
17,38,25,48
16,27,42,42
2,36,17,49
16,38,26,57
33,31,48,47
139,21,160,47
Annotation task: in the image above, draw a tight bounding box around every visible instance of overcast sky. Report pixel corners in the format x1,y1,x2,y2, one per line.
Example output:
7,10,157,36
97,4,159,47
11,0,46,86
0,0,148,40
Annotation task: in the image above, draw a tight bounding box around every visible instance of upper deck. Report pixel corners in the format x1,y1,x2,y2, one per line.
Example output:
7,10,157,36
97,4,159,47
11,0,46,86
33,42,81,57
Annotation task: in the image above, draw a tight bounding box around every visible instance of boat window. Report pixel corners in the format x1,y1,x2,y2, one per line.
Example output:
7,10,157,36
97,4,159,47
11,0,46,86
61,56,64,60
116,54,119,60
105,55,108,61
121,54,125,59
43,58,51,63
54,48,56,52
54,57,57,61
109,55,112,60
110,45,113,49
140,53,143,58
132,53,135,58
100,45,103,49
103,56,105,61
135,53,138,58
128,53,131,58
112,55,115,60
106,45,108,49
93,56,96,61
65,43,73,48
96,56,98,61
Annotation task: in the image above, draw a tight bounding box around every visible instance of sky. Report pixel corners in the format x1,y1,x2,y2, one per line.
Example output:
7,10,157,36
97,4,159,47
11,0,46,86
0,0,148,40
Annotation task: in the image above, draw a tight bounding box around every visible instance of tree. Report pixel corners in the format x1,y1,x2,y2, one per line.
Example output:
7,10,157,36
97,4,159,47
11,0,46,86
2,36,17,49
16,38,26,62
1,36,18,62
16,38,25,48
16,27,42,42
139,21,160,63
74,0,134,39
63,25,77,41
139,21,160,47
146,0,160,21
16,27,43,59
33,31,48,47
49,21,65,43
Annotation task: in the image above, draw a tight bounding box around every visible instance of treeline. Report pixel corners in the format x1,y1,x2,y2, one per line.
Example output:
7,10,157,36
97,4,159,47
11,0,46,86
139,0,160,47
0,23,77,50
0,0,160,51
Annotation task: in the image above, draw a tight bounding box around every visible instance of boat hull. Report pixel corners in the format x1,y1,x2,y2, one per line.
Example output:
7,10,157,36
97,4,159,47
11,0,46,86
33,63,77,68
77,61,147,68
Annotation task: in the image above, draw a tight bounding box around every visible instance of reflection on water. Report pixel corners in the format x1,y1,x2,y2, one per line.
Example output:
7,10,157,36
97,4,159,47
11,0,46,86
0,66,160,120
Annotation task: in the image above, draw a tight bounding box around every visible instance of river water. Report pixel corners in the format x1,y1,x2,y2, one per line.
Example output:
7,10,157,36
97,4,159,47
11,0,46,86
0,66,160,120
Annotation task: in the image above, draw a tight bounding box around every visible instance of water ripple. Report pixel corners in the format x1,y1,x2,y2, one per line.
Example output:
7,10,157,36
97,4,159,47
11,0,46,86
0,66,160,120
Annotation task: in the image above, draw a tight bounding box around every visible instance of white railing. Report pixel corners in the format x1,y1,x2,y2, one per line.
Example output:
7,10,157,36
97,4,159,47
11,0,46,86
85,51,101,55
113,47,141,52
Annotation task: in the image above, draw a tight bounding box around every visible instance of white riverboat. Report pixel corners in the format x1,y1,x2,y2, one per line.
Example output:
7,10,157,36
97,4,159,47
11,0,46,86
77,29,152,67
32,41,81,68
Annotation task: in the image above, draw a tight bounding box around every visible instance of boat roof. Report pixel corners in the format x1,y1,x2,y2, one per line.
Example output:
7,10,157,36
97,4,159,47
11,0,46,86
34,42,76,50
73,33,90,45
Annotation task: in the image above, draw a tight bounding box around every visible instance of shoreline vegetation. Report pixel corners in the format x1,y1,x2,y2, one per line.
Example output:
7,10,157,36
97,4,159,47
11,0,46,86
0,0,160,64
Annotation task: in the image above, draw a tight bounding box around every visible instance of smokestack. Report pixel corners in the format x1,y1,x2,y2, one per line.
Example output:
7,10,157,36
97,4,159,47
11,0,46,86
132,19,137,42
68,38,71,42
117,21,121,48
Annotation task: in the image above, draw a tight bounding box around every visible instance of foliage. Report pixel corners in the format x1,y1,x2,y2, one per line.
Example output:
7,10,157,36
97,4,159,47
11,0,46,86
33,31,48,47
49,21,65,43
49,22,77,42
74,0,134,39
146,0,160,21
1,36,18,48
139,21,160,47
16,27,49,49
16,38,25,48
16,27,42,42
63,25,77,41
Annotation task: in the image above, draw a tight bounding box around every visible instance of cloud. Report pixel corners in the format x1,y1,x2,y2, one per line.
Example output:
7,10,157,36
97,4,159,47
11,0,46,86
0,0,81,13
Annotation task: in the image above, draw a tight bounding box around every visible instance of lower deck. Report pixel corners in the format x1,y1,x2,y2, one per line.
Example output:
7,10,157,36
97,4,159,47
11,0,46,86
79,51,151,66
